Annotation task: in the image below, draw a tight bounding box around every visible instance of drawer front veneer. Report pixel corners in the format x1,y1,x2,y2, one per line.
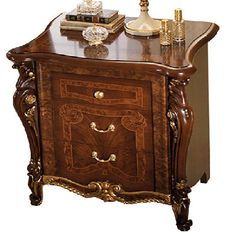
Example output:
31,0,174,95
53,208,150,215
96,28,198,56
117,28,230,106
38,61,170,194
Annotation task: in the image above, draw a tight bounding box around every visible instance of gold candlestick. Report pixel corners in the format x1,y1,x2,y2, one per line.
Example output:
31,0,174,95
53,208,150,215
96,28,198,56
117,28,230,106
125,0,160,36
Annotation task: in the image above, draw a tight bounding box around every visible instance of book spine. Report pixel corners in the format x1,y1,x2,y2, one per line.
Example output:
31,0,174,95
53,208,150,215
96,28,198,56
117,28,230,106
77,14,99,23
66,14,78,21
61,15,125,30
66,10,119,24
99,13,118,24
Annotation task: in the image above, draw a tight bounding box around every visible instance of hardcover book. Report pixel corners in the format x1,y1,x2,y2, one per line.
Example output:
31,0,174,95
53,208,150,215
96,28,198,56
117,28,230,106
66,9,119,24
60,21,124,34
61,14,125,33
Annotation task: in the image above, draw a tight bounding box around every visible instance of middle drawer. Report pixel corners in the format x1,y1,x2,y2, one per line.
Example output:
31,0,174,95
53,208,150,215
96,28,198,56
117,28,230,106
53,102,153,149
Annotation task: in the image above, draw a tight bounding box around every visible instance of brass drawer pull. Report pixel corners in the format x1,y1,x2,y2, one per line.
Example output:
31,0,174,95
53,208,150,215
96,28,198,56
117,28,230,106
94,91,104,99
92,151,116,163
90,122,115,133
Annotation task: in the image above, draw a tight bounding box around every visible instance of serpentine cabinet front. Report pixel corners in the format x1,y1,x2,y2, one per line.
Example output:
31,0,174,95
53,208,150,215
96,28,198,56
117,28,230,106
7,14,219,231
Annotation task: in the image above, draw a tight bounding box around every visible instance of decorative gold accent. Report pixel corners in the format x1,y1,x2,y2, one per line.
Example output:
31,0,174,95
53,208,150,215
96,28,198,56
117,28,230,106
160,19,172,46
25,106,38,136
94,90,104,99
25,95,36,105
25,106,35,121
28,71,36,80
125,0,160,36
176,180,187,190
88,181,122,202
172,8,185,42
174,8,182,22
140,0,149,11
43,176,172,204
28,159,42,181
90,122,115,133
167,110,178,143
161,19,169,30
92,151,116,163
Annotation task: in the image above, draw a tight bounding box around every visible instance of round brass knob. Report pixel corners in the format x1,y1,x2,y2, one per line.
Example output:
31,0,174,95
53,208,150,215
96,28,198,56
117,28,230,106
28,72,34,77
94,91,104,99
109,154,116,162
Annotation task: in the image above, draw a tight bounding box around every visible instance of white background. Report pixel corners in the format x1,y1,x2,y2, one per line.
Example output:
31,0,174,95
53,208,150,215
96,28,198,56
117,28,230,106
0,0,234,235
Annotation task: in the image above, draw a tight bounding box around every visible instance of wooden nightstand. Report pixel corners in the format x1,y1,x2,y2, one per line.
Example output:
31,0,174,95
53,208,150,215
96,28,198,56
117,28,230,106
7,14,218,231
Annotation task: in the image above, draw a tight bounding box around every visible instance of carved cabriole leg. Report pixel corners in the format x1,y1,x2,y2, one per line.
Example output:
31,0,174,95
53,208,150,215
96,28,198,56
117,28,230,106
13,61,43,206
168,78,194,231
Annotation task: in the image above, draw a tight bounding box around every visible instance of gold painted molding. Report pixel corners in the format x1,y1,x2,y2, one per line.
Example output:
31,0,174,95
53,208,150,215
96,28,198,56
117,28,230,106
43,176,171,204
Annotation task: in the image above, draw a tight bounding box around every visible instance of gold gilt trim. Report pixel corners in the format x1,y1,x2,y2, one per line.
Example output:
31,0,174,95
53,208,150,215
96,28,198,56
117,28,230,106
25,106,38,137
43,176,171,204
25,95,36,105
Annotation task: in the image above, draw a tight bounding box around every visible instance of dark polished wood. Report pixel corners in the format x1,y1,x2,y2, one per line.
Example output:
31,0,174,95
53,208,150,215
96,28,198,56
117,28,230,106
7,14,219,231
186,44,211,186
12,61,43,205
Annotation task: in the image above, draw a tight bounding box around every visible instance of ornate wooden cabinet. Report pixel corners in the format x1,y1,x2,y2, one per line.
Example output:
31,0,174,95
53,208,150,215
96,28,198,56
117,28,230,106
7,15,218,231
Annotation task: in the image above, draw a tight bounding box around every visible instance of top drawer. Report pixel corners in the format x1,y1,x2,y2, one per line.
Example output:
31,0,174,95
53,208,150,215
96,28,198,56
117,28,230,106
51,72,151,111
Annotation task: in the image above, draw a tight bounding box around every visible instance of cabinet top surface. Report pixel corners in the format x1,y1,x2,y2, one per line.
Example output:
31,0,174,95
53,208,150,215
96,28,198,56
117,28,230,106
8,14,218,72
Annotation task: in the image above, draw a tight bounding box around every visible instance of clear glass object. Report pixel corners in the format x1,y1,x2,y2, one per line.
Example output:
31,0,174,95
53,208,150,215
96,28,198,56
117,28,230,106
77,0,103,15
82,25,109,46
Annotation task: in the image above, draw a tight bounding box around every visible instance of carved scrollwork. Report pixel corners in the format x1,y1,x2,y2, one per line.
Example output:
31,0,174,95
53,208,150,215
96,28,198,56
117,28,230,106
43,176,172,204
87,182,123,202
25,106,38,137
168,77,194,182
168,77,193,231
167,111,178,143
13,60,43,205
172,180,192,231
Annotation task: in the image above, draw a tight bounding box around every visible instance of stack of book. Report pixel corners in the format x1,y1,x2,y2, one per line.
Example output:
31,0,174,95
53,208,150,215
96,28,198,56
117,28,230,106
60,9,125,34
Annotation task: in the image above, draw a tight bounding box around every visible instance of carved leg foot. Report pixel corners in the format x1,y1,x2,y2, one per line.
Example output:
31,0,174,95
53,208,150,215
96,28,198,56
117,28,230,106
176,218,193,231
28,176,43,206
30,193,42,206
172,202,193,231
172,180,192,231
200,172,210,184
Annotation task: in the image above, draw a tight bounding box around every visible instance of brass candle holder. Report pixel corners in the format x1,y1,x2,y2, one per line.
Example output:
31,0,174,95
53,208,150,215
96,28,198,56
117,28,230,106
125,0,160,36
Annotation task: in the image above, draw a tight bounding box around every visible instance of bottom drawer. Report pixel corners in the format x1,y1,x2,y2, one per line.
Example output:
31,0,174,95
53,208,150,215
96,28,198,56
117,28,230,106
43,137,154,191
